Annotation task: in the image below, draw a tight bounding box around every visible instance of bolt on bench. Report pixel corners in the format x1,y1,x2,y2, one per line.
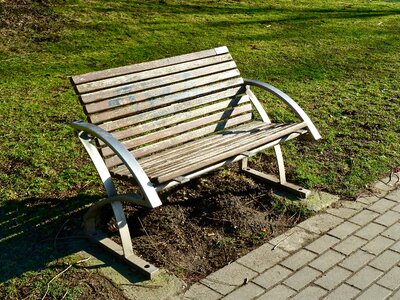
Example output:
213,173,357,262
70,46,321,279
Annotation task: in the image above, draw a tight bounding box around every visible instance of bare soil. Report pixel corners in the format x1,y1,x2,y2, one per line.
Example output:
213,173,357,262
103,166,311,284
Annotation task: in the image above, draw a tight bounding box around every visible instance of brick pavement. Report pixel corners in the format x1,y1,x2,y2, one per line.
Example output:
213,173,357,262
183,176,400,299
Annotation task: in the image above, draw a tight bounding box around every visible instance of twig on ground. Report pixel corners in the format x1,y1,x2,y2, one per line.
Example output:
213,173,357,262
40,257,91,300
272,231,295,250
54,219,69,249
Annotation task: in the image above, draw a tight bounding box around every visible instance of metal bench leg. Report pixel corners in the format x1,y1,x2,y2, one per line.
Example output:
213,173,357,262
240,145,311,198
84,195,159,279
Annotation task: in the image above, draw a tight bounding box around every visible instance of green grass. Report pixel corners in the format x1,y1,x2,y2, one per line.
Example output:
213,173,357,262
0,0,399,296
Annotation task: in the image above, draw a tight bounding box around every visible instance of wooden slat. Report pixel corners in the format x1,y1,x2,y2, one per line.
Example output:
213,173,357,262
84,68,241,111
105,113,252,168
102,96,250,144
142,123,283,173
99,86,245,132
71,46,228,84
101,104,252,157
154,122,307,183
89,77,244,124
76,54,234,94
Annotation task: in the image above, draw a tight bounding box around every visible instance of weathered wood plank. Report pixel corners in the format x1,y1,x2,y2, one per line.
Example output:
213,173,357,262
104,113,252,168
99,86,245,132
100,96,250,144
71,46,228,84
89,77,244,124
101,104,252,157
153,122,307,183
76,54,234,94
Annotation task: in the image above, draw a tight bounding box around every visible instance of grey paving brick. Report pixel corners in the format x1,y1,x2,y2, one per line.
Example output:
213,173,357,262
236,243,288,273
291,286,327,300
252,265,292,290
391,240,400,253
325,284,360,300
327,206,360,219
184,283,222,300
280,249,317,271
381,222,400,240
305,234,340,254
328,221,360,239
391,289,400,300
377,266,400,290
385,189,400,202
362,235,394,255
367,198,397,213
200,262,257,295
357,195,380,205
283,266,321,291
339,250,375,272
374,210,400,227
222,282,264,300
349,209,379,226
298,213,343,234
309,249,345,272
314,266,352,290
341,200,367,210
346,265,383,289
333,235,367,255
369,250,400,271
269,227,319,253
356,284,391,300
257,285,295,299
355,222,386,240
392,203,400,213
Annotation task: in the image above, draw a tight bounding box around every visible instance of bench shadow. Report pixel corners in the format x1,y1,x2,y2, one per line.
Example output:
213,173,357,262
0,194,147,284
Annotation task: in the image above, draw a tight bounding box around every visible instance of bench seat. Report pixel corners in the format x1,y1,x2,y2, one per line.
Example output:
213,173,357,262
111,121,308,184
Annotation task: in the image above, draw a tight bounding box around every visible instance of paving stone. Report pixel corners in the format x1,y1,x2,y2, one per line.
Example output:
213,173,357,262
392,203,400,213
297,213,343,234
369,250,400,271
257,285,295,299
341,200,367,210
362,235,394,255
385,188,400,202
291,285,327,300
374,210,400,227
326,206,360,219
324,284,360,300
280,249,317,271
355,222,386,240
357,195,380,205
373,177,399,193
381,222,400,240
328,221,360,239
269,227,319,253
339,250,375,272
377,266,400,290
391,289,400,300
283,266,321,291
305,234,340,254
314,266,352,290
200,262,257,295
333,235,367,255
252,265,292,290
222,282,264,300
368,198,398,213
184,283,222,300
349,209,379,226
309,249,345,272
356,284,391,300
236,243,288,273
346,265,383,289
391,240,400,253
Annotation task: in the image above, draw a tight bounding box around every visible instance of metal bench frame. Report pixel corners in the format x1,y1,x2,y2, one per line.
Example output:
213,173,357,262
70,47,320,279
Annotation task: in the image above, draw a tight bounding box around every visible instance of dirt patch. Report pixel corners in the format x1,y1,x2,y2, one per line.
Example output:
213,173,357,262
103,167,311,284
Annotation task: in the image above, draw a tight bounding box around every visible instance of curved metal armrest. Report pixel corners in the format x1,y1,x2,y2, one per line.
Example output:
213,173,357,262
244,79,321,140
71,120,162,208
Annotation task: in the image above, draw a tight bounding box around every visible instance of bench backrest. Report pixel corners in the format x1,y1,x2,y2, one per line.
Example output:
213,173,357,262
71,46,252,168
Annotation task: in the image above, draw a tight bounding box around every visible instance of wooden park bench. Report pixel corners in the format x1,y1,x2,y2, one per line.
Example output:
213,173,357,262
70,46,321,278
